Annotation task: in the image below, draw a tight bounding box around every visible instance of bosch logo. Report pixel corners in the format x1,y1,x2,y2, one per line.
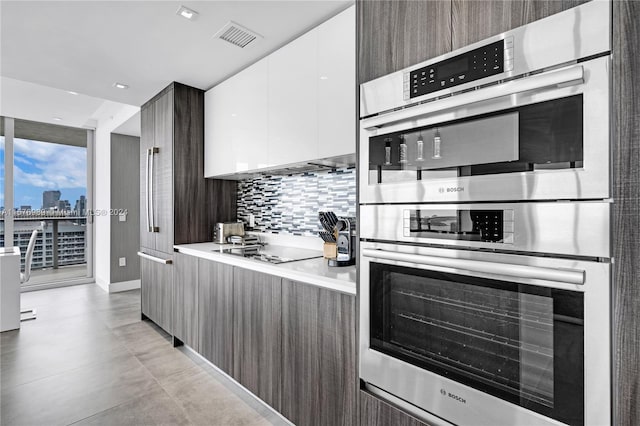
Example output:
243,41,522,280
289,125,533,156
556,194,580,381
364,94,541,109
438,187,465,193
439,389,467,404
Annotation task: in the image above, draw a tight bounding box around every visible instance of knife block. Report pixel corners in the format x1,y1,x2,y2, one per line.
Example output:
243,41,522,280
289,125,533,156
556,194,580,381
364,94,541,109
323,242,337,259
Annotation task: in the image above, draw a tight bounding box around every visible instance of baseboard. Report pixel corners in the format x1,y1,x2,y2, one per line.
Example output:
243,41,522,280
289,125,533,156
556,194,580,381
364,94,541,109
109,279,140,293
95,277,110,293
21,278,95,293
95,278,140,293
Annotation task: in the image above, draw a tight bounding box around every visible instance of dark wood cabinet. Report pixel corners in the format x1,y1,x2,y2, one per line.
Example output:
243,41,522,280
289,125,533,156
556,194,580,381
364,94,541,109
612,2,640,425
357,0,452,83
151,89,174,254
198,258,234,375
140,249,173,334
357,0,590,84
451,0,589,49
171,255,361,424
140,82,236,255
139,103,155,250
173,252,198,350
281,280,357,426
232,268,282,411
360,390,433,426
140,82,237,333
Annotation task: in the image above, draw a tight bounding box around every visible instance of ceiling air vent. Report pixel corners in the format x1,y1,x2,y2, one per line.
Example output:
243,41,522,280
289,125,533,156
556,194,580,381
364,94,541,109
214,21,262,48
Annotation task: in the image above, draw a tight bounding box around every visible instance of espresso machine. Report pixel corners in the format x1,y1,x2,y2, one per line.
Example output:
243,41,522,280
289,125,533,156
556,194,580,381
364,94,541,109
318,212,355,267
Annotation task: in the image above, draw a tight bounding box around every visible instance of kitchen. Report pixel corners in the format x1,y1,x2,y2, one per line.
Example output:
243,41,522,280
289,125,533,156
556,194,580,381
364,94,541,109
1,1,638,426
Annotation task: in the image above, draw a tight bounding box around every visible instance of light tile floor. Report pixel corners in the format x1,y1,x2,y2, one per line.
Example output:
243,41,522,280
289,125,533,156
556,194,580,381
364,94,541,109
0,284,289,426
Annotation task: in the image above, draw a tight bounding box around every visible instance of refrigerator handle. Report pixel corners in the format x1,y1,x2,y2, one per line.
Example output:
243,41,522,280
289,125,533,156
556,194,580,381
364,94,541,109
145,148,151,232
149,147,159,233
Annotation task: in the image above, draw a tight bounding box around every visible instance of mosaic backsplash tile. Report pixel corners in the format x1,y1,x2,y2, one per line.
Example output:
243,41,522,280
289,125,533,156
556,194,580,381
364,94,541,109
237,167,356,236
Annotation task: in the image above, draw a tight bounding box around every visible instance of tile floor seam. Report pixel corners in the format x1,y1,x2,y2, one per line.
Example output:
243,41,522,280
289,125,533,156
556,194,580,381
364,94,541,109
64,386,192,426
0,344,131,393
115,325,205,425
138,343,208,425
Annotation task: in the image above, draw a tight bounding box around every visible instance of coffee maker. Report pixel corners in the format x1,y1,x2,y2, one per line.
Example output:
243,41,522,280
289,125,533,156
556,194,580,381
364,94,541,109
328,217,355,267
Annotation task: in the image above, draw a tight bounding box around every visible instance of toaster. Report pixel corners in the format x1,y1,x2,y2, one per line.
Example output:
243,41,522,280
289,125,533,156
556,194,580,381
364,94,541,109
214,222,245,244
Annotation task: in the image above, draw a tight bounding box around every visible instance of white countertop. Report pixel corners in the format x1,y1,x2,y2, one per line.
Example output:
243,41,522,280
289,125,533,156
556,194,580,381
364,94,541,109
174,242,356,295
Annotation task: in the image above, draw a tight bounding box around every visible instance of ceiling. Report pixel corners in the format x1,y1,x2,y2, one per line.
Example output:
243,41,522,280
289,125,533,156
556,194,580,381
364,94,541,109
1,0,352,111
113,111,141,137
1,77,107,128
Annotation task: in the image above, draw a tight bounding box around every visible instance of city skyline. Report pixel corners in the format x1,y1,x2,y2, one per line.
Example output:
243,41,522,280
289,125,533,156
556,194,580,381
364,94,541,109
0,137,87,210
2,189,86,212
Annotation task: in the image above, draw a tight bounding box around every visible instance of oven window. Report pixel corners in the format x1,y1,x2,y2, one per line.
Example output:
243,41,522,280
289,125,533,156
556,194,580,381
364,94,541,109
370,263,584,425
368,95,583,185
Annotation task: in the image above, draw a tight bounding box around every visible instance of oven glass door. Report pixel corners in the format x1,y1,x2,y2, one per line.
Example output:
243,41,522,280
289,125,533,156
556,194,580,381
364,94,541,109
368,95,582,185
370,261,584,425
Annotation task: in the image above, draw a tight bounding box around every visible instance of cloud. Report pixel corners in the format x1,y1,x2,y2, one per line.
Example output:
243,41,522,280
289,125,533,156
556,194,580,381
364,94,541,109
14,155,34,166
17,195,34,205
13,139,86,189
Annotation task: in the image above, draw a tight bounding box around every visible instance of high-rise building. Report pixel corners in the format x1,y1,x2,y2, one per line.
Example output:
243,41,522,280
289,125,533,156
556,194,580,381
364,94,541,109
56,200,71,211
0,220,86,270
74,195,87,216
20,205,32,211
42,190,61,209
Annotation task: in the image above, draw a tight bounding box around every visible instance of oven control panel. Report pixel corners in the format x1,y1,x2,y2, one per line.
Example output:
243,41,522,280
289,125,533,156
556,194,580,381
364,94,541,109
403,209,514,244
403,37,514,100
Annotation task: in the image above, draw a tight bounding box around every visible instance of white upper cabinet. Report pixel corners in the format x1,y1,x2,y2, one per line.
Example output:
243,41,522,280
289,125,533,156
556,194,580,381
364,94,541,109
267,29,318,167
205,5,355,178
317,6,356,159
205,58,268,177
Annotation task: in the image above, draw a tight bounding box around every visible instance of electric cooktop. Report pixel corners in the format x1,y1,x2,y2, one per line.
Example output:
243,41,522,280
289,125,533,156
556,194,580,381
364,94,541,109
219,244,323,265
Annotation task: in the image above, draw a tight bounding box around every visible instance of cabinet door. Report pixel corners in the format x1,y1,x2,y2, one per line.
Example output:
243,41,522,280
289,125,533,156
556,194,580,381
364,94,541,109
612,2,640,424
173,253,198,350
358,0,452,83
140,102,155,250
152,89,174,253
140,252,173,334
198,258,234,374
205,79,235,177
281,280,357,426
451,0,590,50
360,390,431,426
205,59,269,177
233,59,269,172
267,29,318,166
317,5,356,159
233,268,282,411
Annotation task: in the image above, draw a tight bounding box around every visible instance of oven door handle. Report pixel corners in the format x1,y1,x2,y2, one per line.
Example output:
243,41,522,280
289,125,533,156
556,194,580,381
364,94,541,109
362,248,584,285
361,64,585,130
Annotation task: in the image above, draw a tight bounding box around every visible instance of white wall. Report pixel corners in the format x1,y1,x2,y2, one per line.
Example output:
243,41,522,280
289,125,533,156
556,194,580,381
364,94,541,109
91,102,139,292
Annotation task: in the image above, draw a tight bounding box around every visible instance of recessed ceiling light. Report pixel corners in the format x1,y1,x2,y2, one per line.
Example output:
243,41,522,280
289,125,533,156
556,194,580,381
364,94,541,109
319,76,329,80
113,82,129,90
176,5,198,20
53,117,62,121
67,90,79,95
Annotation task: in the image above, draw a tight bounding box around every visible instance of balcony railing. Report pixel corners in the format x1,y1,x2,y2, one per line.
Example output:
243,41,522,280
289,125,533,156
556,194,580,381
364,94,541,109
1,216,88,286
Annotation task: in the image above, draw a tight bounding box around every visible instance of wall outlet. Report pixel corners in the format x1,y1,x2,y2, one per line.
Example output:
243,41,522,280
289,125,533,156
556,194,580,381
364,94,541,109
249,213,255,228
119,213,127,222
119,257,126,267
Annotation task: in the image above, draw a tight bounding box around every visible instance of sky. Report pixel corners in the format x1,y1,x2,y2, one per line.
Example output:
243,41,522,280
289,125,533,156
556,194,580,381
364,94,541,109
0,136,86,210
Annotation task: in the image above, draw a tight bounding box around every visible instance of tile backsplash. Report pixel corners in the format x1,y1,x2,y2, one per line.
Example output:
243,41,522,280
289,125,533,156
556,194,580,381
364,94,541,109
237,168,356,236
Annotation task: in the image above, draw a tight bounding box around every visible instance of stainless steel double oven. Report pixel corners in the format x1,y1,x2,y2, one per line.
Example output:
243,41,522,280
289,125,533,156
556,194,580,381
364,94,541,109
359,2,612,425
